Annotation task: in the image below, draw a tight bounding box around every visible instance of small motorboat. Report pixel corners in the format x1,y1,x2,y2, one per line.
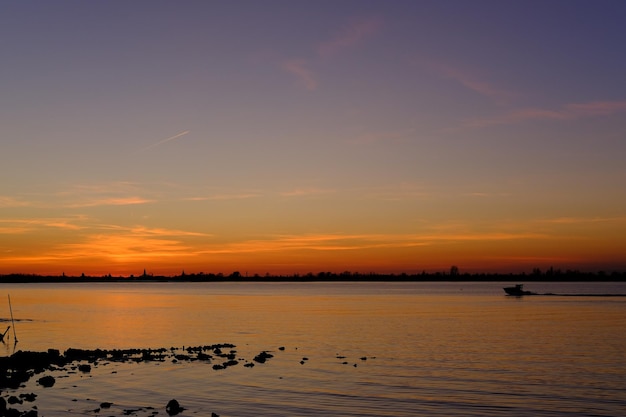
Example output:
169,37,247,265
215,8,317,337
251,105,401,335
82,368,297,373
503,284,535,296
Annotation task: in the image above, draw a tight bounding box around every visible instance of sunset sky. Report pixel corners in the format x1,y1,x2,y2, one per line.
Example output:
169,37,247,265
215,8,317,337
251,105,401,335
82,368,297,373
1,1,625,276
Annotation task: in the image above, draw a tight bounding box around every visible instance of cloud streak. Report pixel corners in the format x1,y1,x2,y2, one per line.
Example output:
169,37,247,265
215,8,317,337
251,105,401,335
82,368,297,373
68,196,154,208
196,231,547,255
280,187,335,197
0,224,211,267
282,59,317,91
317,16,383,58
464,100,626,128
0,196,32,208
48,182,157,209
186,192,261,201
280,15,382,91
142,130,190,152
538,216,626,225
432,63,518,105
0,218,87,233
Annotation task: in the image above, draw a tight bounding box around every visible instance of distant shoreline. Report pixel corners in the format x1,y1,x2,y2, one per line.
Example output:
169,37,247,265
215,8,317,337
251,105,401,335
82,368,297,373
1,271,625,283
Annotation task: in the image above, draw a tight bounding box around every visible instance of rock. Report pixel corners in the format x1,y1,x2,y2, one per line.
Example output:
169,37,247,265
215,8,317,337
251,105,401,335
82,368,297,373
10,410,36,417
6,408,23,417
78,364,91,373
20,393,37,402
100,402,113,408
8,351,61,373
253,351,273,363
222,360,238,368
7,396,22,404
166,399,184,415
37,375,55,388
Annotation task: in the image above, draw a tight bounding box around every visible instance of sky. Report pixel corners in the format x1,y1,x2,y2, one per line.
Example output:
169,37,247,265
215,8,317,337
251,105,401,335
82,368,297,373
1,0,625,276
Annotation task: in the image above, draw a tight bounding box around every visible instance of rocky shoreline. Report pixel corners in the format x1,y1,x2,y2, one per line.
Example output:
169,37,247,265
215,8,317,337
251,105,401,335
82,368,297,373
0,344,279,416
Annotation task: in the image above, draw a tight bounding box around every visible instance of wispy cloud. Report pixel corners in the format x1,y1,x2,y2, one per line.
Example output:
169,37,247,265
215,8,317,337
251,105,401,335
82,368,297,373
280,187,335,197
125,226,210,237
195,234,423,255
432,63,518,105
363,182,432,201
0,196,32,208
1,224,210,266
61,225,209,263
186,192,261,201
478,254,582,267
196,231,547,256
564,101,626,116
54,182,155,209
141,130,190,152
0,217,87,233
60,181,140,195
68,196,154,208
2,181,168,210
56,235,193,263
317,16,383,58
464,100,626,128
538,216,626,225
280,15,382,91
0,225,32,234
281,59,317,91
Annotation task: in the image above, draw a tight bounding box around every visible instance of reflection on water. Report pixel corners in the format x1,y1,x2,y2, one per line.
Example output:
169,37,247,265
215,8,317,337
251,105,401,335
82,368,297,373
0,282,625,416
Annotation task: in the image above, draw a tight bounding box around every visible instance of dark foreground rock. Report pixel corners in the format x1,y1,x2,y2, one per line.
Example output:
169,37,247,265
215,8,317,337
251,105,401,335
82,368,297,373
0,343,246,390
253,351,274,363
0,343,295,416
36,376,55,388
166,399,184,415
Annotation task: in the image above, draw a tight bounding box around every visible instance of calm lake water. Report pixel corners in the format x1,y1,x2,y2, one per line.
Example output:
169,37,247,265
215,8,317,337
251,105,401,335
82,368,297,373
0,281,625,416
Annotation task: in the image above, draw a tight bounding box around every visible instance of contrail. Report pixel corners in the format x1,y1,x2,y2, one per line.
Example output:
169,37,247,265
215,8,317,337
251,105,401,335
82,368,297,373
142,130,190,151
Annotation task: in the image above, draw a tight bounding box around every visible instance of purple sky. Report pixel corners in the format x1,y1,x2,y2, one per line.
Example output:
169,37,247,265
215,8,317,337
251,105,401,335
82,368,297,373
1,1,625,275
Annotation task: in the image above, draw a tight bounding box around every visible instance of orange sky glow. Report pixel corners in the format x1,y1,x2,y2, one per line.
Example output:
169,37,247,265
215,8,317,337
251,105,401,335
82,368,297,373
1,2,625,276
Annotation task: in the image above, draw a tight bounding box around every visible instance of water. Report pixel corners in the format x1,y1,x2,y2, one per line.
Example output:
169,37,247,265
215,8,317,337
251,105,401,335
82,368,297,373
1,281,625,416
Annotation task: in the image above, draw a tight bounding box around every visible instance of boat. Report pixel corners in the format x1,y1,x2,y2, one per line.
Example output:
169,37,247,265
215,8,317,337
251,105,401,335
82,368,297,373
503,284,535,296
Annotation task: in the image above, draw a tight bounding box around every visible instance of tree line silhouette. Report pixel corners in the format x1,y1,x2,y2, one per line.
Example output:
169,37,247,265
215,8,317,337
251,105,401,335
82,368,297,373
1,266,625,283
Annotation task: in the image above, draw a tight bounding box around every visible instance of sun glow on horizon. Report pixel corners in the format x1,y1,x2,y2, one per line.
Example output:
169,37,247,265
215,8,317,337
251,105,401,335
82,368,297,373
2,216,624,276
